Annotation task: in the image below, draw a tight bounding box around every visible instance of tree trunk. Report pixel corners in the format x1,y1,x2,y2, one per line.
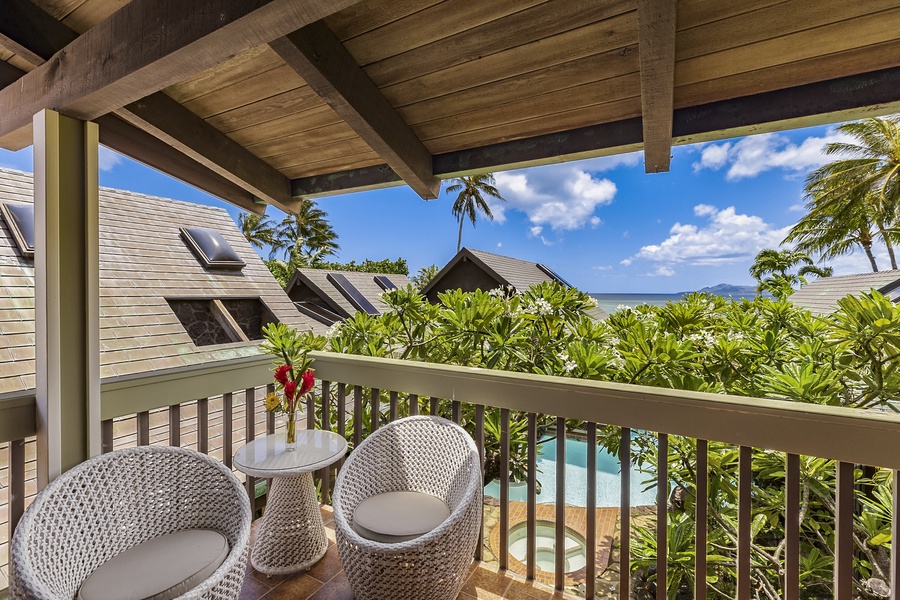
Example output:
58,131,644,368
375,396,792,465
457,218,464,252
876,223,897,269
864,242,879,272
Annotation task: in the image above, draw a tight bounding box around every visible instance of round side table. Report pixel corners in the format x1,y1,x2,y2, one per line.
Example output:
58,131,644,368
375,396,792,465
234,430,347,575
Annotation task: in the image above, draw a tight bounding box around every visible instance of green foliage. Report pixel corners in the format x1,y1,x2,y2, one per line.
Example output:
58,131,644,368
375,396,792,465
446,174,506,252
749,248,832,299
314,257,409,275
410,264,440,290
287,284,900,597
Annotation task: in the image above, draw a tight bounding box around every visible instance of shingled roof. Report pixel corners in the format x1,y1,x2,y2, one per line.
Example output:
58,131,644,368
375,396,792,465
790,271,900,315
0,167,310,395
422,247,607,320
285,268,410,327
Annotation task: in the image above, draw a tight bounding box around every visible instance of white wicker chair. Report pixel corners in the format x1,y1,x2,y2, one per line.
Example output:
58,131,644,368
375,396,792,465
333,416,483,600
9,445,252,600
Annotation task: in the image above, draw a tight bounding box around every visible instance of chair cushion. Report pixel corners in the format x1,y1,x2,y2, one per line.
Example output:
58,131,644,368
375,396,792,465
352,491,451,543
77,529,229,600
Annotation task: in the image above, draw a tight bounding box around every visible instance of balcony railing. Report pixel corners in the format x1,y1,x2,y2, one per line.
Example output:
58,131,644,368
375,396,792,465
3,351,900,598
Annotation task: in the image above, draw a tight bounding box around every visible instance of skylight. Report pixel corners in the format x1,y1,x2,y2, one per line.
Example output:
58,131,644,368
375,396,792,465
180,227,245,270
537,263,573,288
374,275,397,291
1,202,35,259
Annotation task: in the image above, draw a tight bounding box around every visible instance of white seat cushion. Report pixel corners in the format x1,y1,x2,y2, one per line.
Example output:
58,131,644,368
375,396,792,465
352,491,450,543
77,529,229,600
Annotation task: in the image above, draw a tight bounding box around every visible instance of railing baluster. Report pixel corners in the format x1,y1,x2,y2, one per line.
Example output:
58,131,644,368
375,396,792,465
197,397,209,454
430,396,439,416
168,404,181,447
475,404,485,561
371,388,380,431
266,383,275,434
527,412,537,581
555,416,566,590
307,382,316,429
321,381,332,504
389,390,398,422
9,438,25,539
786,453,800,600
500,408,510,570
137,411,150,446
245,388,256,514
835,461,854,599
409,393,419,416
695,439,708,600
620,427,631,600
101,419,114,453
223,392,233,468
738,446,752,600
337,383,346,471
586,422,597,599
656,433,667,600
451,399,461,424
353,385,363,448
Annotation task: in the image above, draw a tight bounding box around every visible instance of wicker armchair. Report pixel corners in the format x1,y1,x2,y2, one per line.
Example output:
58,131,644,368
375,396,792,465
333,416,483,600
9,446,252,600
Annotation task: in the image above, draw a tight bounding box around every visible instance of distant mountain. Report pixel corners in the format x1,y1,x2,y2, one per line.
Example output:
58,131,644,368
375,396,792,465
684,283,758,295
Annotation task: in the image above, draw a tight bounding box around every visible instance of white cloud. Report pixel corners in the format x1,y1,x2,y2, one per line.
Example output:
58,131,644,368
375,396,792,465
622,230,630,238
529,226,543,237
620,257,633,266
692,129,854,181
590,216,601,227
493,159,620,231
627,204,790,267
654,266,675,277
593,265,613,271
788,203,806,212
98,147,123,171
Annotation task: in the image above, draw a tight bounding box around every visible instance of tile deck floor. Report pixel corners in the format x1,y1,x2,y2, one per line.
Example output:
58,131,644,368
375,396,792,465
241,505,581,600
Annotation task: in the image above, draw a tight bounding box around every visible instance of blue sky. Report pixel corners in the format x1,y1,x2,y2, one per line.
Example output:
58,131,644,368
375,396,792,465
0,120,886,293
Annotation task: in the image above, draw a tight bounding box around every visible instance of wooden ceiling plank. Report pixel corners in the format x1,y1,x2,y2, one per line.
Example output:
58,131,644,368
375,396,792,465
271,21,440,199
165,45,282,104
115,93,299,213
326,0,443,41
293,66,900,197
0,0,364,141
0,0,298,211
181,64,307,120
637,0,677,173
232,105,342,149
0,61,23,88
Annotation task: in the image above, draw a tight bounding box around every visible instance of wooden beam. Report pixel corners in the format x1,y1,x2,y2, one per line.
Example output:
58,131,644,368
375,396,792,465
0,0,77,66
292,66,900,198
637,0,677,173
0,0,363,141
0,60,22,88
115,94,299,213
95,115,265,215
270,23,440,200
0,0,286,213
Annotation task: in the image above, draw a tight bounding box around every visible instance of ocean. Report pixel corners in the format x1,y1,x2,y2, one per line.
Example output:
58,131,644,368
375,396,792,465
590,292,762,315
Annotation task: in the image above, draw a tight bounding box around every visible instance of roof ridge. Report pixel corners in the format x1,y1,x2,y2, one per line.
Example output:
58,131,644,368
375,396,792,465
465,247,540,265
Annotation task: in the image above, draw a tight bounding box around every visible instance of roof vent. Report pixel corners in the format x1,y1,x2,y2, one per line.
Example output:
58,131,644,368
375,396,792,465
180,227,245,270
537,263,573,288
1,202,35,259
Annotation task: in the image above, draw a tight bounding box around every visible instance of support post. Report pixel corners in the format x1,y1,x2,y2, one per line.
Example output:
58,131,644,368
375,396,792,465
34,108,100,488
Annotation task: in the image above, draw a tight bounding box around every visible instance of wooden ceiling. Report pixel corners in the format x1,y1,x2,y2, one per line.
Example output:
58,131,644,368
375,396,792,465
1,0,900,214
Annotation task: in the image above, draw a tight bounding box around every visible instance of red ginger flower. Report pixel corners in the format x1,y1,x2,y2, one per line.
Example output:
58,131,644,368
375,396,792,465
299,369,315,396
284,379,298,400
274,364,291,385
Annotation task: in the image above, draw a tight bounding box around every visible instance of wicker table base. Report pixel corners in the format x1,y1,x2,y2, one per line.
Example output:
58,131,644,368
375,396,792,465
251,473,328,575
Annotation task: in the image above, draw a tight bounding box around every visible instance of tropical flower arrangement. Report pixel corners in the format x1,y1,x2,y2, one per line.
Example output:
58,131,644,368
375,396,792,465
261,322,315,451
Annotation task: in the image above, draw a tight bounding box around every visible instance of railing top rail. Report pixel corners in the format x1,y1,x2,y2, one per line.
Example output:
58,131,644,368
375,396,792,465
309,351,900,470
0,390,37,442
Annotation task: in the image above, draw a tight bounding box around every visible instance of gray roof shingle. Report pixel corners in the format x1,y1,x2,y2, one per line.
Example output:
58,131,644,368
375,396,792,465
287,268,411,323
0,167,312,395
790,271,900,314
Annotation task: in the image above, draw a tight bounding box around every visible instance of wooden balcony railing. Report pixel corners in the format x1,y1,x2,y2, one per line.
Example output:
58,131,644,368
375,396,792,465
4,351,900,598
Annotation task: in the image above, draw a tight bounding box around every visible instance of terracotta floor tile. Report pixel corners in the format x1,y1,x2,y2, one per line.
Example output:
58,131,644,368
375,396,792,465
238,575,273,600
262,574,323,600
503,578,565,600
461,563,514,599
306,543,343,583
305,574,355,600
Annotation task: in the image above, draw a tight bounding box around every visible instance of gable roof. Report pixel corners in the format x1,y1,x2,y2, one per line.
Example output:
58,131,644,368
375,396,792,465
285,268,410,324
0,167,311,395
423,247,607,319
790,271,900,314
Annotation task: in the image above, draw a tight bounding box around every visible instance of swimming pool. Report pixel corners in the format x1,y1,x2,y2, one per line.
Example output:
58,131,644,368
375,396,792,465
484,436,656,507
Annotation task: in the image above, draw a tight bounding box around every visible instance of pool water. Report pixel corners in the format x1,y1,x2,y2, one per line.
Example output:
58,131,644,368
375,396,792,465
484,436,656,507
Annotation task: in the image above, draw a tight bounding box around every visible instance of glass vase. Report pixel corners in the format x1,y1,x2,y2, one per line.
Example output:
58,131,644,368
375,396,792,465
285,409,298,452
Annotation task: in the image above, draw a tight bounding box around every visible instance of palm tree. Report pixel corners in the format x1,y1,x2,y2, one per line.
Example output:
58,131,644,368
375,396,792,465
749,248,832,299
237,212,277,255
275,198,339,265
446,174,505,252
793,117,900,270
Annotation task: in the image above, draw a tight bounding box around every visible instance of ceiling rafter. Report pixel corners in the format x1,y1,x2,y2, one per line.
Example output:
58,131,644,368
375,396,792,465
0,0,340,213
637,0,677,173
270,22,441,200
